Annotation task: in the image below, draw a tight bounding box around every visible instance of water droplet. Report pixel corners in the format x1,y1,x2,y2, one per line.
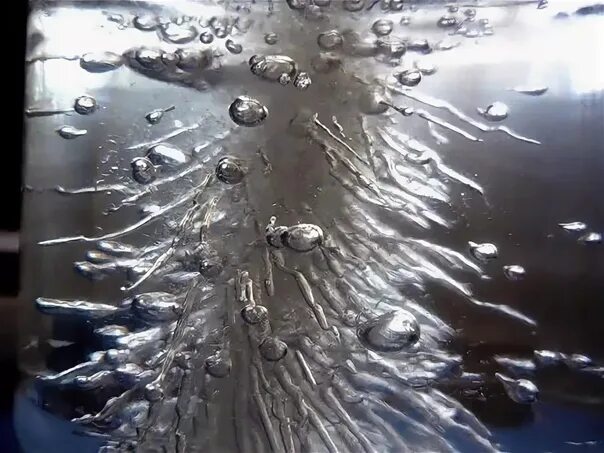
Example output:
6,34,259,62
311,52,342,73
578,232,602,244
293,72,312,90
249,54,298,82
215,156,246,184
131,157,156,184
495,373,538,404
241,304,269,325
360,84,392,115
159,23,198,44
282,224,324,252
229,96,268,127
74,95,97,115
343,0,365,12
225,39,243,54
437,15,458,28
133,14,159,31
200,31,214,43
264,32,278,45
464,8,477,18
357,310,420,352
503,265,526,281
317,30,343,50
469,241,498,261
146,144,190,167
558,221,587,232
259,337,288,361
57,125,87,139
397,69,422,87
372,19,393,36
400,15,411,26
205,352,232,378
80,52,123,73
477,102,509,121
493,356,536,377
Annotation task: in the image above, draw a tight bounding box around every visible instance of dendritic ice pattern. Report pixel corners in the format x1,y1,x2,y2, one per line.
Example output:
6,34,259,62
21,1,604,453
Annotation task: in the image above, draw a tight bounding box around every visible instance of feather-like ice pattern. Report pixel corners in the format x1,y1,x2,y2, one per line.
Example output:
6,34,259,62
24,2,555,452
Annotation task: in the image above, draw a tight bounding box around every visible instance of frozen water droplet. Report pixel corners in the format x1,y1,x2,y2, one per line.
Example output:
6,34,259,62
464,8,477,18
397,69,422,87
80,52,123,73
133,14,159,31
414,59,437,75
229,96,268,127
215,156,246,184
513,85,548,96
74,95,97,115
210,16,230,39
200,31,214,43
260,337,288,361
358,84,390,115
477,102,509,121
372,19,394,36
578,232,602,244
249,54,298,82
145,109,164,124
205,352,232,378
558,221,587,232
400,15,411,26
494,356,536,377
144,381,164,401
343,0,365,12
534,349,564,366
241,304,269,325
437,15,458,28
503,265,526,281
407,38,431,53
160,23,197,44
317,30,343,50
225,39,242,54
57,125,87,139
131,157,156,184
293,72,312,90
448,5,459,13
495,373,538,404
133,48,162,68
146,144,189,167
279,73,292,85
564,353,593,369
311,52,341,73
283,224,324,252
469,241,498,261
175,48,212,71
264,32,278,45
357,310,420,352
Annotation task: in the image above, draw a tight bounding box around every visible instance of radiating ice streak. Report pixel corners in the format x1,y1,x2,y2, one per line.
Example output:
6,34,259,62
126,123,202,150
39,174,212,245
121,201,200,292
108,163,204,212
313,114,368,165
416,109,481,142
55,183,133,195
382,126,484,194
35,297,123,318
394,88,541,145
25,107,76,117
404,237,483,275
467,298,536,326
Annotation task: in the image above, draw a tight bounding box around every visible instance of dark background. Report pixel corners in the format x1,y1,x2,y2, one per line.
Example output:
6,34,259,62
0,1,28,451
